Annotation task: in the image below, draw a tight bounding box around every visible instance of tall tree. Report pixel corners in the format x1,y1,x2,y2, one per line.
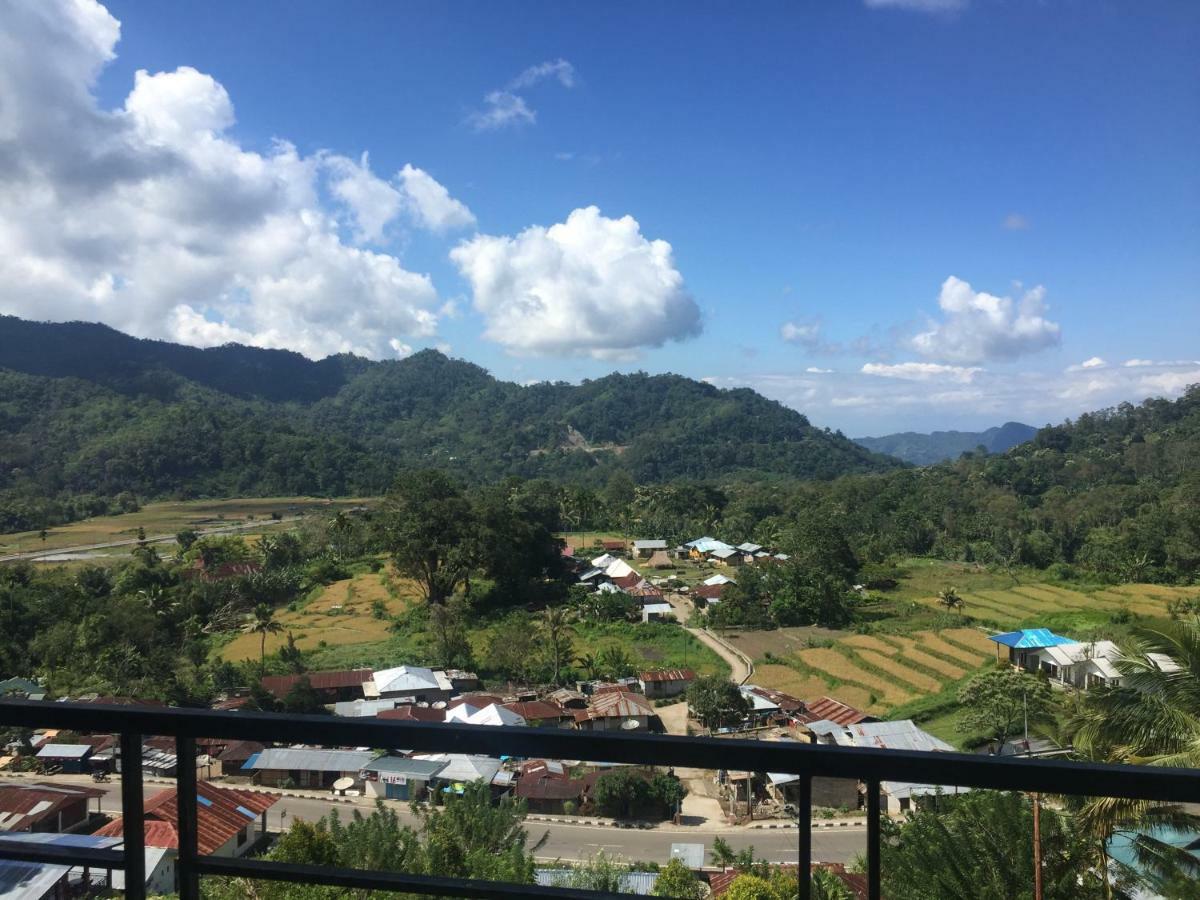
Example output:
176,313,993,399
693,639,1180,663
540,605,576,685
937,586,965,614
687,675,750,731
380,470,476,606
956,665,1054,747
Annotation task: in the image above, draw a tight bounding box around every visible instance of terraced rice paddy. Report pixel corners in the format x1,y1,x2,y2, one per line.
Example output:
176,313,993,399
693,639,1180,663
917,581,1193,626
756,626,994,715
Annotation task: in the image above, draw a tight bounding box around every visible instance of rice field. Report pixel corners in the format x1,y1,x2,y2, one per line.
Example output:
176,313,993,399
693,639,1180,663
219,569,418,661
754,625,994,715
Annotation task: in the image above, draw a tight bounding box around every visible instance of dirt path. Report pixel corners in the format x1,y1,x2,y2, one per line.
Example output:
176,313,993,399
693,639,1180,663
687,625,754,685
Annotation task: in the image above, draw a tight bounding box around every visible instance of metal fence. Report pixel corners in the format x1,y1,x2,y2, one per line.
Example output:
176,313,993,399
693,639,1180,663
1,699,1198,900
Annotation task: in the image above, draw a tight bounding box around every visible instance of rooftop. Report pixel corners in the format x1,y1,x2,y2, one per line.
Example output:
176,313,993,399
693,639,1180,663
988,628,1077,650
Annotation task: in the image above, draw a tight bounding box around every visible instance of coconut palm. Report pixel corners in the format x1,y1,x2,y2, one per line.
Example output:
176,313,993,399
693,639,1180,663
936,587,965,615
1068,618,1200,893
540,605,576,686
245,603,284,671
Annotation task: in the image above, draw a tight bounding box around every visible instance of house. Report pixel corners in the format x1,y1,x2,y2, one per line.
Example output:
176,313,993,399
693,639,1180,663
548,688,588,710
260,669,373,704
514,760,585,813
684,537,736,560
34,744,91,774
645,550,674,569
446,703,526,727
613,572,646,592
501,700,573,728
412,754,504,794
244,748,376,789
214,740,264,777
573,691,659,732
0,783,103,833
703,573,735,587
709,547,741,567
366,665,454,702
361,756,447,801
96,782,277,863
601,539,627,556
377,705,447,723
604,559,638,580
641,602,674,623
693,583,726,608
797,696,874,727
0,677,45,701
590,553,618,569
632,539,668,559
639,669,695,699
332,698,406,718
0,833,124,899
810,719,958,814
737,685,783,727
989,630,1125,689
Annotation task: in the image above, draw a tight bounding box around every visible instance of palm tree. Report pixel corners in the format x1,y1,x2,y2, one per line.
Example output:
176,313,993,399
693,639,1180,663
245,603,284,671
541,606,576,686
1069,618,1200,893
575,652,602,681
937,587,965,615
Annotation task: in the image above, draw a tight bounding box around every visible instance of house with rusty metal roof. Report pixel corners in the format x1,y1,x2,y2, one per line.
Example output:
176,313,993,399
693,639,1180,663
638,669,695,699
0,782,103,833
573,690,659,732
95,781,276,858
260,669,373,703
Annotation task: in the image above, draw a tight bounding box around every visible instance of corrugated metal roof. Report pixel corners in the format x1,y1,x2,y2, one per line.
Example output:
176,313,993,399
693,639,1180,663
803,696,869,726
0,783,104,831
414,754,501,783
670,843,705,868
536,870,659,895
988,629,1077,649
632,540,667,550
362,757,447,779
372,665,443,694
848,720,953,753
35,743,91,758
640,669,695,683
579,690,654,721
261,669,372,697
333,699,403,717
248,748,375,772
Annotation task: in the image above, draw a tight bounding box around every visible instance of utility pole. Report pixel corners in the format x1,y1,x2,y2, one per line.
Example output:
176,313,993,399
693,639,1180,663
1033,793,1043,900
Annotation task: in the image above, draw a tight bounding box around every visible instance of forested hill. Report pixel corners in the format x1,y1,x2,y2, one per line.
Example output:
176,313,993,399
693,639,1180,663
854,421,1038,465
0,316,900,530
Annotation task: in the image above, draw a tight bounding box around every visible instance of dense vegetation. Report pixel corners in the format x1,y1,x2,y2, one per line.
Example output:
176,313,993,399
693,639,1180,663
0,316,898,531
853,421,1037,465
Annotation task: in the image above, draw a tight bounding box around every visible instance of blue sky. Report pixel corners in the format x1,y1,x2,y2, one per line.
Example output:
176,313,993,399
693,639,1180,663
2,1,1197,434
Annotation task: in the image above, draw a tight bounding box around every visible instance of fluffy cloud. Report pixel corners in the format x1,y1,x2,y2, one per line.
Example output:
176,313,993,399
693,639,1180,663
911,276,1061,364
780,321,822,347
396,164,477,233
0,0,475,359
468,59,576,131
450,206,701,358
861,362,981,383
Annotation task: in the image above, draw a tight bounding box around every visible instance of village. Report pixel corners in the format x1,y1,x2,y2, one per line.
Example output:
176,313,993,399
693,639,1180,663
0,531,1160,899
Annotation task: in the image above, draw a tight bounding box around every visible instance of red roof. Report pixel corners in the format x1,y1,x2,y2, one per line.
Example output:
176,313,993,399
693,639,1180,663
693,584,726,600
501,700,567,722
801,696,870,726
639,669,696,684
216,740,265,763
95,782,277,856
611,573,643,590
0,782,104,830
602,540,626,551
378,706,446,723
260,669,372,698
746,686,805,713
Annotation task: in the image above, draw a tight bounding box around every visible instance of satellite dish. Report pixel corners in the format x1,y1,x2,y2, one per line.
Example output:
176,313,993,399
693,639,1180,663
620,719,641,731
332,777,354,793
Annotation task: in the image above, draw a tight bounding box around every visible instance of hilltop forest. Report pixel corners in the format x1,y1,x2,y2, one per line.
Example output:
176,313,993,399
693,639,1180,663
0,316,896,531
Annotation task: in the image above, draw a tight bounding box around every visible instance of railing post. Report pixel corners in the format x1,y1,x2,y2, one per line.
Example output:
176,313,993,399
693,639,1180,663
120,731,146,900
866,778,880,900
176,735,200,900
798,775,811,900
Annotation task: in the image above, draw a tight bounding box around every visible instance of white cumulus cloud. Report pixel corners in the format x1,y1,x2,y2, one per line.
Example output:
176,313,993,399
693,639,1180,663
911,276,1061,364
861,362,982,383
0,0,472,359
450,206,701,359
780,321,821,346
468,59,576,131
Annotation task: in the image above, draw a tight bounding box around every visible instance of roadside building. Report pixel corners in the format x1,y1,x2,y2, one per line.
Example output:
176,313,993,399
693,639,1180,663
0,783,103,834
692,583,726,609
501,700,573,728
332,698,406,718
639,669,696,699
798,696,873,727
413,754,504,795
641,601,674,623
361,756,446,801
514,761,585,813
244,748,376,789
377,705,447,724
214,740,264,777
260,669,372,704
0,833,124,899
34,744,91,775
989,629,1125,689
96,782,277,864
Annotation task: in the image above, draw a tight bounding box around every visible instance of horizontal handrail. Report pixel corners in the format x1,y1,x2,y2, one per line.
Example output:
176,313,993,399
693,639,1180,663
2,700,1198,802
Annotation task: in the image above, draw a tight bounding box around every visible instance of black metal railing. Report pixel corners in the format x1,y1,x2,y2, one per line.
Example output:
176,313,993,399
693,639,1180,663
1,699,1198,900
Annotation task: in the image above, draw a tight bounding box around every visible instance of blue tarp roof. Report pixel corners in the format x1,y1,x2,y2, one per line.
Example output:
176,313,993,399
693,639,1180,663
241,752,261,770
988,628,1077,649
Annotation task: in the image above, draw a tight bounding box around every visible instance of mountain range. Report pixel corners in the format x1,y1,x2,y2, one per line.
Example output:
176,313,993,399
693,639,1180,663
853,422,1039,466
0,315,901,529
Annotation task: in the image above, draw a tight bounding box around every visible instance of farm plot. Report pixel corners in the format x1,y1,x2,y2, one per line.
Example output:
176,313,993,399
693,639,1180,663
912,630,990,668
752,664,873,712
881,635,971,679
797,648,915,706
220,570,417,661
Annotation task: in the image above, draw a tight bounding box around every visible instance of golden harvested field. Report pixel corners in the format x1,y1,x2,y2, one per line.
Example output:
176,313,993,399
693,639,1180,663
939,628,994,655
884,635,969,679
715,627,848,660
854,649,942,692
752,664,873,711
911,631,985,666
842,635,899,655
797,648,915,705
0,497,368,557
219,570,418,661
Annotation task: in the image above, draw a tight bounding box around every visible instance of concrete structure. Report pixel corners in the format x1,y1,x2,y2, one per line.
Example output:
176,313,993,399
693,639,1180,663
244,748,376,789
361,756,446,801
641,602,674,623
639,669,696,699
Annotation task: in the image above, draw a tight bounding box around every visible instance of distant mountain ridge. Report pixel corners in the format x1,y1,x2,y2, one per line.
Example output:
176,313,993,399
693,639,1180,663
853,421,1038,465
0,315,902,530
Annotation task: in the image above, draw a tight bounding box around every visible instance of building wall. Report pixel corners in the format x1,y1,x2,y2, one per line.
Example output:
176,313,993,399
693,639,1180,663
812,777,859,810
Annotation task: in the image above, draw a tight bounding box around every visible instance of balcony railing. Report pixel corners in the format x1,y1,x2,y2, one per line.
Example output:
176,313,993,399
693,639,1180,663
1,699,1198,900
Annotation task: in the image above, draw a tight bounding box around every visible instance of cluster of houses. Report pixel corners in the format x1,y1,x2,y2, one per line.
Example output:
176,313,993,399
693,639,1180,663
984,627,1164,689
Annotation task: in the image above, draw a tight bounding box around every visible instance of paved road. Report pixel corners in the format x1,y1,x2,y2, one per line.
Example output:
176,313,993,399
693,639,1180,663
76,779,864,865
